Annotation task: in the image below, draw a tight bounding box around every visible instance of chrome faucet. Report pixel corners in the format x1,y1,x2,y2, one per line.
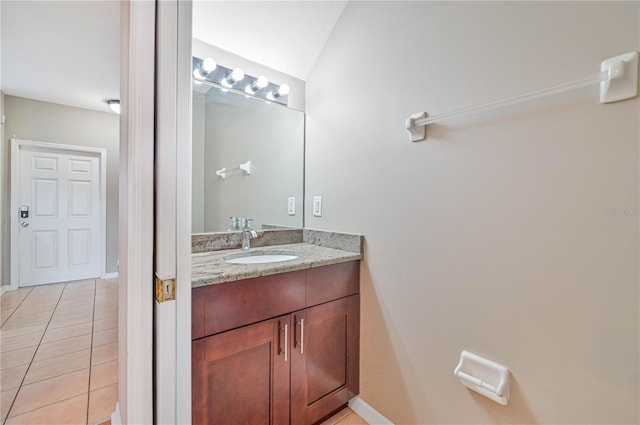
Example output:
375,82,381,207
241,218,258,250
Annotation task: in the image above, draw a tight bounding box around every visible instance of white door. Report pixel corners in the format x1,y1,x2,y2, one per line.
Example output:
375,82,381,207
16,144,102,286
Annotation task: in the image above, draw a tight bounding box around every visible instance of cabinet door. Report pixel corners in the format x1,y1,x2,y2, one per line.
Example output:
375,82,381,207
192,316,291,425
291,295,360,425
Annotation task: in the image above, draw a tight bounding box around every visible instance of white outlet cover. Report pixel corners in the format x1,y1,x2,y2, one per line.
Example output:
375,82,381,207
288,197,295,215
313,196,322,217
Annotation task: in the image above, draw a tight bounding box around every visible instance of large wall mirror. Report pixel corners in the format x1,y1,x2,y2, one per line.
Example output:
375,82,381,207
191,81,304,233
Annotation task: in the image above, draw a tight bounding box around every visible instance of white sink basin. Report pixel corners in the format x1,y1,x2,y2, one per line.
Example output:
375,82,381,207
224,251,299,264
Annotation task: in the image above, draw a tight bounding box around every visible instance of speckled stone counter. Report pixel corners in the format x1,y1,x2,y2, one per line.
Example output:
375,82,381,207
192,243,362,288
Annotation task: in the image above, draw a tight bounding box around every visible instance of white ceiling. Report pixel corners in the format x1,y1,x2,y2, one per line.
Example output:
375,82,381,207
1,0,120,113
0,1,345,113
193,1,347,81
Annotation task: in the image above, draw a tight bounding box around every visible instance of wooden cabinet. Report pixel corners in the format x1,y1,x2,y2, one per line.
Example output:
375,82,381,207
192,261,360,425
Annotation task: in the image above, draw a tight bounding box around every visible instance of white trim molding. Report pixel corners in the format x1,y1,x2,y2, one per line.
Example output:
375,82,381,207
110,402,121,425
153,0,194,422
101,272,119,279
117,0,155,424
175,0,194,422
349,396,394,425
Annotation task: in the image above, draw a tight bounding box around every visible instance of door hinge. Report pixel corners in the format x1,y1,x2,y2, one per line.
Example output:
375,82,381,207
155,276,176,302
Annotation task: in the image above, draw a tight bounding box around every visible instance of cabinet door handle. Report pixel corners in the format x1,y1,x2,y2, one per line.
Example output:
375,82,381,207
296,318,304,355
278,322,288,362
293,315,298,349
284,324,288,361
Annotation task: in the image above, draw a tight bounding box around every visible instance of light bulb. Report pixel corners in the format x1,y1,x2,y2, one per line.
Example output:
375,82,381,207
222,67,245,87
267,83,291,100
231,68,245,82
245,76,270,94
194,57,216,81
201,57,216,73
278,83,290,96
255,76,268,89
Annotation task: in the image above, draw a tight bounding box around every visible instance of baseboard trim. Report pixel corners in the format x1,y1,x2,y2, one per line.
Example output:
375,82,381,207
349,396,394,425
101,272,119,279
0,287,5,296
110,402,121,425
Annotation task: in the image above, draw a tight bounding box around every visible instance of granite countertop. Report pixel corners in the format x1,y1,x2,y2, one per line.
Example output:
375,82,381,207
191,243,362,288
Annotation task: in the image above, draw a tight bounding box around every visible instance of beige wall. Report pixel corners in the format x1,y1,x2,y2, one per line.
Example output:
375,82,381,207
3,96,120,280
305,2,639,424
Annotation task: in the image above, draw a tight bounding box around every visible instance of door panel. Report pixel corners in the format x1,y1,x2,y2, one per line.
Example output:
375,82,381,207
69,158,92,173
32,155,57,171
69,181,92,216
206,343,271,424
34,230,58,269
291,297,358,425
306,313,347,404
33,179,58,216
192,317,290,425
18,145,102,285
68,229,92,266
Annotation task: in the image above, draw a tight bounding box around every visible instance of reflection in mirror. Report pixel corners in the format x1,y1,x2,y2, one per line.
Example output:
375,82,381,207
191,81,304,233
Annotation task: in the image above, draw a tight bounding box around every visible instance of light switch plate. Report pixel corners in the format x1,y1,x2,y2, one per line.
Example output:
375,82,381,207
288,197,295,215
313,196,322,217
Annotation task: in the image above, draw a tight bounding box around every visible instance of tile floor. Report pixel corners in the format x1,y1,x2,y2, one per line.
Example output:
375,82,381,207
322,407,368,425
1,279,118,425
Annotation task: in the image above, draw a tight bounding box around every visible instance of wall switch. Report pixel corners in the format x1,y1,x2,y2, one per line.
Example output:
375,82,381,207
313,196,322,217
288,197,296,215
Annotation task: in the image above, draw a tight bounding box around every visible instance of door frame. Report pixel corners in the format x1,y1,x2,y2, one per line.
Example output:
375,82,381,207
10,138,107,290
154,0,193,422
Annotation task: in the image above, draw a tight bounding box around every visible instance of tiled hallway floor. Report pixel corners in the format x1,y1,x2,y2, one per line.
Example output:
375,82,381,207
1,279,118,425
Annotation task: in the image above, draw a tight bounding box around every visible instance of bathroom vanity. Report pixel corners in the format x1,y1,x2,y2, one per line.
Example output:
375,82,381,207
191,233,362,425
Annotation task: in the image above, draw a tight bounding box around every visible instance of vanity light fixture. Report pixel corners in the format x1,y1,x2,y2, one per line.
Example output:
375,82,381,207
107,99,120,114
192,57,291,105
222,67,245,87
267,83,290,100
245,76,269,94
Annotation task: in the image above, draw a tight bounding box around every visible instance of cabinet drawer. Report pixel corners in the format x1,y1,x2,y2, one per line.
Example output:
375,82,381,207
273,270,307,316
203,276,273,337
192,270,306,339
306,261,359,306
